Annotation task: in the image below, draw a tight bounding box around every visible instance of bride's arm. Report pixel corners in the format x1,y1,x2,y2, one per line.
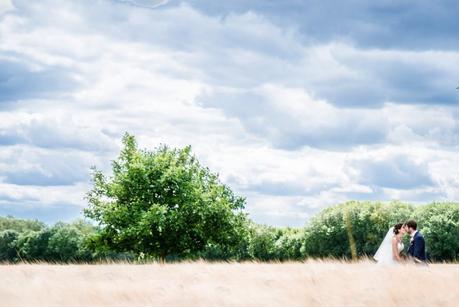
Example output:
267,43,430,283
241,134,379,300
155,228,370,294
392,237,401,261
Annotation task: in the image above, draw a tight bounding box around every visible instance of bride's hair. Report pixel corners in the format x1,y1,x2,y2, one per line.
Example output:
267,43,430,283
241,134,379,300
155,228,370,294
393,223,403,234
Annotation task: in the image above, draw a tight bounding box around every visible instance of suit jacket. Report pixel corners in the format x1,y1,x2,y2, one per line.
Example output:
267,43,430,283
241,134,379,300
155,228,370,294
408,231,426,261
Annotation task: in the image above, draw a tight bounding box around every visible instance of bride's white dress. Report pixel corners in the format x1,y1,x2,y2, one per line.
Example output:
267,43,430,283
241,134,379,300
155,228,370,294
397,241,404,254
374,227,404,265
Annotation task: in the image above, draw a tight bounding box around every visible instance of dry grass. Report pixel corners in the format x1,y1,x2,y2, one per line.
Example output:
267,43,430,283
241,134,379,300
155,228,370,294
0,260,458,307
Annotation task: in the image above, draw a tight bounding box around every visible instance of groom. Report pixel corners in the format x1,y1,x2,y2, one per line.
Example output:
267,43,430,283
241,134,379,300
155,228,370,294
404,220,427,263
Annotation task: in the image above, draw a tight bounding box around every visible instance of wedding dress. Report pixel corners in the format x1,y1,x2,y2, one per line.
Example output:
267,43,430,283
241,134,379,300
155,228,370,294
397,241,404,254
374,227,404,265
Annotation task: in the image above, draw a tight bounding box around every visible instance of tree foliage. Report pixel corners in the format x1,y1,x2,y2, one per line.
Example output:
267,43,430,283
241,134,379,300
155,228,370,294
0,219,99,262
414,203,459,261
0,230,19,261
84,133,248,260
0,216,45,233
1,201,459,262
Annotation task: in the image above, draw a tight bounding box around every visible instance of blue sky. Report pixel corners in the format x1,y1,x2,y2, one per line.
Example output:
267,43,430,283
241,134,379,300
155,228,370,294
0,0,458,226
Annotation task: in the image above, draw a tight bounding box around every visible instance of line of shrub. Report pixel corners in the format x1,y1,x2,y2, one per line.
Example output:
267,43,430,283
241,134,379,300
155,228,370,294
1,201,458,262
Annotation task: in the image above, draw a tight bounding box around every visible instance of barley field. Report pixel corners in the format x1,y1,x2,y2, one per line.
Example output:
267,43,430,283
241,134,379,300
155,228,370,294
0,261,457,307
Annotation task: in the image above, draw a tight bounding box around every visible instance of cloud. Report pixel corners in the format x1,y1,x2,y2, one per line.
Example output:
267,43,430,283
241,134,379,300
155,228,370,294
0,200,83,224
200,85,459,150
4,1,458,109
113,0,170,9
195,43,459,108
0,181,89,213
0,112,117,151
0,0,12,15
0,146,102,186
0,0,458,226
200,84,390,150
0,58,80,104
318,45,459,106
183,0,459,50
352,155,434,190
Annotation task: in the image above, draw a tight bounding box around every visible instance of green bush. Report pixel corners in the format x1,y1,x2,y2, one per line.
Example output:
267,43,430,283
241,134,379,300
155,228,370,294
16,229,53,261
247,225,282,261
46,221,95,262
274,228,304,260
0,216,45,233
0,230,19,261
415,203,459,261
197,221,251,261
198,224,305,261
2,197,459,262
0,218,100,262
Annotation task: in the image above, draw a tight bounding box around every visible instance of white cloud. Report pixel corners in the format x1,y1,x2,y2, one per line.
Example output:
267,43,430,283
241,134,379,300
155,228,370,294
0,0,458,226
0,0,12,15
114,0,170,9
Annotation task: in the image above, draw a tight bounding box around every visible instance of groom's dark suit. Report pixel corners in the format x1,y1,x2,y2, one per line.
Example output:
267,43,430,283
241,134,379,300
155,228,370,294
408,231,426,261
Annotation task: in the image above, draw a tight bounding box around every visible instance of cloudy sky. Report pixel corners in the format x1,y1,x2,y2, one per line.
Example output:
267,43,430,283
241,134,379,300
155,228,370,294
1,0,459,226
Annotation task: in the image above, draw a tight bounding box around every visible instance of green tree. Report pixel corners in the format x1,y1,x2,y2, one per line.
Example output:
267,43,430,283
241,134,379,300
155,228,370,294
198,221,251,261
16,229,52,261
248,224,281,260
85,133,247,261
46,221,95,262
415,203,459,261
274,228,304,260
0,230,19,261
7,220,97,262
0,216,45,233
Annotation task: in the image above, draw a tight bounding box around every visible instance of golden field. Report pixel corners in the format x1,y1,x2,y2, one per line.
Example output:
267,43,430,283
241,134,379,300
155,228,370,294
0,261,458,307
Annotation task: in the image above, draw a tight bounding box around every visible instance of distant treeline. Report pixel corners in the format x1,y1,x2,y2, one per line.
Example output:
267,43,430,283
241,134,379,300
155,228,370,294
1,134,458,263
1,201,458,263
0,218,100,262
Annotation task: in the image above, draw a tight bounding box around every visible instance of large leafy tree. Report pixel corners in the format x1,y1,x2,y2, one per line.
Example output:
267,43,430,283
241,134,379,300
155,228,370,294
84,133,247,261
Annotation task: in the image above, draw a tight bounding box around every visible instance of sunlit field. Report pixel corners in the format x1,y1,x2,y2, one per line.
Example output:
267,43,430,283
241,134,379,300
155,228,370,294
1,261,458,307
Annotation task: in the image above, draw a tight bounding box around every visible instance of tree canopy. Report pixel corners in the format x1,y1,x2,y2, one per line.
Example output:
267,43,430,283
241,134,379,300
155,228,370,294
84,133,248,260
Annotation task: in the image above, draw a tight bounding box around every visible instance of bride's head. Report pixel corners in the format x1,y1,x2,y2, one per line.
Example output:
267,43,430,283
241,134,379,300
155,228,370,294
393,223,405,236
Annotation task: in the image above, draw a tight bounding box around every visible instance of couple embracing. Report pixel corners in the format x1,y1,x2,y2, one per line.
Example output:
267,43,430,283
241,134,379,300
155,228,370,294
374,220,426,265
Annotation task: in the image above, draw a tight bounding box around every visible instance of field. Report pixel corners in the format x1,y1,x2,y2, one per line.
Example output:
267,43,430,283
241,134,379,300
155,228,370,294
0,261,458,307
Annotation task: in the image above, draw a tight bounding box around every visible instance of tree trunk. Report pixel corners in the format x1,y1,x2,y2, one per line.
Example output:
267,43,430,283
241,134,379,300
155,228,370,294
159,252,166,264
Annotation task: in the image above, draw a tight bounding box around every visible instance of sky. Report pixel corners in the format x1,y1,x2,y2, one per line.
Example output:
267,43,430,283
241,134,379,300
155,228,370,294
0,0,459,226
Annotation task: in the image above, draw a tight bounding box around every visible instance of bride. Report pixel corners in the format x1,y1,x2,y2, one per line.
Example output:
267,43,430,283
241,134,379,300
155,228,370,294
374,223,405,265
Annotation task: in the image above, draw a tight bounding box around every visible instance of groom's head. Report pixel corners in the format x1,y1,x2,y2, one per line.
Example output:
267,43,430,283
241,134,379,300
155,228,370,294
404,220,417,234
